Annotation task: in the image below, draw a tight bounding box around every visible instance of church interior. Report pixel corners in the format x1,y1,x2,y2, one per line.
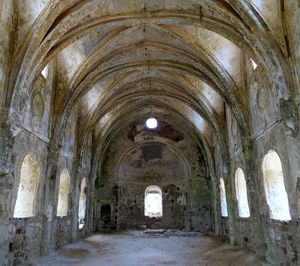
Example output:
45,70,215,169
0,0,299,265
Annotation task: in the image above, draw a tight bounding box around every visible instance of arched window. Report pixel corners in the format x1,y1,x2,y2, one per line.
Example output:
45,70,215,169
14,154,40,218
78,178,87,229
57,169,70,217
219,178,228,217
262,150,291,221
250,58,258,70
144,185,162,218
41,65,49,79
235,168,250,218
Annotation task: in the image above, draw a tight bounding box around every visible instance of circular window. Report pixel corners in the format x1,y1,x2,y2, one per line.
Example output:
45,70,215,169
146,118,158,129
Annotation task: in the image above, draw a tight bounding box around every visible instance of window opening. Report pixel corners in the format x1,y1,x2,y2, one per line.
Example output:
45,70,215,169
14,154,40,218
57,169,70,217
146,118,158,129
41,65,49,79
262,150,291,221
235,168,250,218
78,178,87,229
250,58,258,70
144,185,162,217
219,178,228,217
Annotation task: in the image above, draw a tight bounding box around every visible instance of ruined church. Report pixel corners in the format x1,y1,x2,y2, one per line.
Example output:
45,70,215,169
0,0,299,265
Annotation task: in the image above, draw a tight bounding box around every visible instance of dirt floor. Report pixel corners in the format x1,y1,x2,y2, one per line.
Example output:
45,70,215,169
33,230,263,266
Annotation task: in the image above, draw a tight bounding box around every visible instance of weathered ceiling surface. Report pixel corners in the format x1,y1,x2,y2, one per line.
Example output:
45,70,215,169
8,0,295,162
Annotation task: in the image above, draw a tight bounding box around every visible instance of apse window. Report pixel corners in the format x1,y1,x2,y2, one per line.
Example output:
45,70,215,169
14,153,40,218
262,150,291,221
78,178,87,229
146,118,158,129
235,168,250,218
250,58,258,70
57,169,70,217
219,178,228,217
144,185,163,218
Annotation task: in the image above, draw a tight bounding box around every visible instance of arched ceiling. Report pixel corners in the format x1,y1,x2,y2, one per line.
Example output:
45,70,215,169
10,0,292,163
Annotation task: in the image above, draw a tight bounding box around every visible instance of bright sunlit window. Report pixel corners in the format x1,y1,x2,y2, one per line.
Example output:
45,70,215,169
41,65,49,79
146,118,158,129
262,150,291,221
250,58,258,70
219,178,228,217
78,178,87,229
57,169,70,217
235,168,250,218
14,153,40,218
145,185,162,218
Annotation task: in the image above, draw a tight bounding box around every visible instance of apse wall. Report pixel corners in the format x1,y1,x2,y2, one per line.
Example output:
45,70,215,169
94,119,212,232
116,143,188,229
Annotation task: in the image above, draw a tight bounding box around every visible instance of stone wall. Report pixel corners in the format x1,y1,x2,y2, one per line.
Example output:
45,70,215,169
214,53,300,264
0,61,93,265
94,119,212,233
0,1,299,265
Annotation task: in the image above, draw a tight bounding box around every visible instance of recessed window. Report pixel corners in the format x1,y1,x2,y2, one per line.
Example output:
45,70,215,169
144,185,162,218
262,150,291,221
14,154,40,218
41,65,49,79
219,178,228,217
78,178,87,229
250,58,258,70
235,168,250,218
146,118,158,129
57,169,70,217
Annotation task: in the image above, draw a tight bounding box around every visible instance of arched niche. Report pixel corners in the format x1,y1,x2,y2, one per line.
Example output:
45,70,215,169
115,142,190,183
262,150,291,221
235,168,250,218
78,178,87,229
144,185,163,218
57,169,70,217
219,178,228,217
14,153,40,218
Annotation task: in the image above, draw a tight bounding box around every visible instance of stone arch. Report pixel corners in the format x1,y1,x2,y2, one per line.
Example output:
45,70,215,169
78,178,87,229
219,178,228,217
144,185,163,218
56,169,70,217
235,168,250,218
14,153,40,218
115,141,191,183
262,150,291,221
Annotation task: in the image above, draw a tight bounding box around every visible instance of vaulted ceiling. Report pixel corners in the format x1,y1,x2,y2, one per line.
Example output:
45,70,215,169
8,0,293,164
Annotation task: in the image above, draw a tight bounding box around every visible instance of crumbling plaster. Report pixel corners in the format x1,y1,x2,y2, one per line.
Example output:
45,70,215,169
0,1,299,265
94,120,211,232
